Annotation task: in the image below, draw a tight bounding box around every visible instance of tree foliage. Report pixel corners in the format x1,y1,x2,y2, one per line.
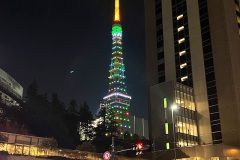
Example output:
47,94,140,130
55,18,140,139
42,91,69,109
1,79,130,153
65,99,80,147
76,141,96,152
92,107,118,153
38,137,58,150
26,79,38,98
20,80,77,148
0,101,28,134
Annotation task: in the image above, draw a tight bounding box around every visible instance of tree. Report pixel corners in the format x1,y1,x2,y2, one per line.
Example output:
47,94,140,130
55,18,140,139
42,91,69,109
0,101,28,134
38,137,58,150
51,93,64,114
22,81,74,148
123,131,131,140
68,100,78,114
76,141,96,152
64,99,80,148
92,124,112,153
38,137,58,155
26,79,38,99
132,134,139,140
92,107,119,153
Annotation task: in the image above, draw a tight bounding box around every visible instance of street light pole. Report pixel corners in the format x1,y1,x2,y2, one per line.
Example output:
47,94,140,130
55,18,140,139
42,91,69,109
172,105,177,160
111,137,115,160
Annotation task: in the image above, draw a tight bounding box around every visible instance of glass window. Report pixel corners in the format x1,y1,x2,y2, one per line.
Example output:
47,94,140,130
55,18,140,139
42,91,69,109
179,50,186,56
177,14,183,20
178,38,185,44
178,26,184,32
180,63,187,69
181,76,188,82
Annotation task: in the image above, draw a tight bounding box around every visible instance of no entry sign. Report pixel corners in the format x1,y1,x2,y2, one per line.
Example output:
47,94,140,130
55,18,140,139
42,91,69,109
103,151,111,160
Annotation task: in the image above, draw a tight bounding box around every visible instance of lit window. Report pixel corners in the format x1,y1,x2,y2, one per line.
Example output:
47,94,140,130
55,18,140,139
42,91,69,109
164,97,167,108
179,50,186,56
177,14,183,20
178,38,185,44
166,142,170,150
181,76,188,82
177,26,184,32
180,63,187,69
165,123,169,134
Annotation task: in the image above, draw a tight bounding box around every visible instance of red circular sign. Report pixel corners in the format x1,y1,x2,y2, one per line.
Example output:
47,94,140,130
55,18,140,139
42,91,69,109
103,151,111,160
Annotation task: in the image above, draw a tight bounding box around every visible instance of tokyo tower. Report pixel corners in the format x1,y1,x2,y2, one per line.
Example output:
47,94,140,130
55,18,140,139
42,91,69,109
103,0,131,135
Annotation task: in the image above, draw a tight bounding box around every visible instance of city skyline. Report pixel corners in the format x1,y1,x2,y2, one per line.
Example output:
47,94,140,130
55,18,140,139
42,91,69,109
0,0,147,119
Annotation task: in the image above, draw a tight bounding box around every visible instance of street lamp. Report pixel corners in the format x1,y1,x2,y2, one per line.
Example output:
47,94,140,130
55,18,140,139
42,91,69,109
171,105,177,160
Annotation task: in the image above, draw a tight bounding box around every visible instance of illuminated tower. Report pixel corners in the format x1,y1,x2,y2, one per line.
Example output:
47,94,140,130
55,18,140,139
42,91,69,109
103,0,131,135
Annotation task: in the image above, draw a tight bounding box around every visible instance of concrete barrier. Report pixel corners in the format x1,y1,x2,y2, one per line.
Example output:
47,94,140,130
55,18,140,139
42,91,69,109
0,155,49,160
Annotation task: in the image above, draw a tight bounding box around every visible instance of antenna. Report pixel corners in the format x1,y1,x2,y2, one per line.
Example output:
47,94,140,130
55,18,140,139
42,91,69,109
114,0,120,22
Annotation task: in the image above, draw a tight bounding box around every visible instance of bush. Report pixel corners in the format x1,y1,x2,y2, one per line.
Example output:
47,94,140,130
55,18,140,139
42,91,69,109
76,141,96,152
38,137,58,150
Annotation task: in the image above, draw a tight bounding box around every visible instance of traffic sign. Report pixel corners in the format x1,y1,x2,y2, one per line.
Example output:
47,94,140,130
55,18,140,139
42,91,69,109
103,151,111,160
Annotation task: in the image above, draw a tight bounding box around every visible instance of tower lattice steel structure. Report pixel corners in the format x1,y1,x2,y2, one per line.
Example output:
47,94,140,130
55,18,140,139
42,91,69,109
103,0,131,135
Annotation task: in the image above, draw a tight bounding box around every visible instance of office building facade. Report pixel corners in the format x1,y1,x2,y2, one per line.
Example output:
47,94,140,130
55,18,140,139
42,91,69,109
129,115,149,139
150,81,198,150
145,0,240,150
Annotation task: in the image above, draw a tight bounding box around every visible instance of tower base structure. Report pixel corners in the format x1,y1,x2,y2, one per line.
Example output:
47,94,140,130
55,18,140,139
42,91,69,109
103,92,131,136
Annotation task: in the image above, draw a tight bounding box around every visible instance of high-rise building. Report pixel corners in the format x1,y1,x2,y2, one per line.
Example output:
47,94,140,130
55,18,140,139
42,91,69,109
129,115,149,139
0,68,23,107
103,0,131,135
145,0,240,151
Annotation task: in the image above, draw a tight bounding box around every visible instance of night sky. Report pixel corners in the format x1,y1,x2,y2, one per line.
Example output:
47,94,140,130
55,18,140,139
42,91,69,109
0,0,147,119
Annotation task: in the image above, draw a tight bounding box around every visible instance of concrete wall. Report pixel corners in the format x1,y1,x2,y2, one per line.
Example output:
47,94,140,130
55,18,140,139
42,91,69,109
208,0,240,147
1,132,48,146
186,0,213,145
0,155,49,160
149,81,175,150
162,0,176,81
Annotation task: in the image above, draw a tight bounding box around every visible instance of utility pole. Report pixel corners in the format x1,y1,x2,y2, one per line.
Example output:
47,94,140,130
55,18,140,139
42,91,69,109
111,137,115,160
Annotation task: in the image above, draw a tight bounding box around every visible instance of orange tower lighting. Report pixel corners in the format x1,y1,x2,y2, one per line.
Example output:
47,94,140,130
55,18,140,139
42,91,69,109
114,0,120,22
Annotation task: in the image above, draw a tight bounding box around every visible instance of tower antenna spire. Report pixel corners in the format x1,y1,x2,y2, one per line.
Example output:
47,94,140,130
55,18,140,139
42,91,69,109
114,0,120,22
